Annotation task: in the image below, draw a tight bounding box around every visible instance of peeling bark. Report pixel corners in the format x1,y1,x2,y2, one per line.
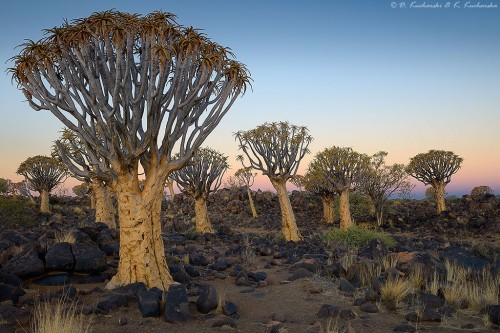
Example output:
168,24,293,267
435,181,446,214
321,194,335,223
247,187,258,218
40,189,50,213
194,196,214,234
339,189,353,229
106,174,174,290
93,182,116,229
273,180,302,242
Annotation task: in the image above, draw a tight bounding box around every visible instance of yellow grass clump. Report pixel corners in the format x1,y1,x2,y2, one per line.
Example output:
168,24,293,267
31,296,92,333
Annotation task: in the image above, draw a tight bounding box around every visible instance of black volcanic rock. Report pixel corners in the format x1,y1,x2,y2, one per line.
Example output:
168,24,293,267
45,242,74,271
72,243,106,273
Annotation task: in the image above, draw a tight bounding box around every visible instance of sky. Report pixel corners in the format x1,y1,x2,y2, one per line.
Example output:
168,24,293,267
0,0,499,198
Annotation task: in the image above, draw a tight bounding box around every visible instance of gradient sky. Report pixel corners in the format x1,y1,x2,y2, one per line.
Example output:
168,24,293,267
0,0,499,197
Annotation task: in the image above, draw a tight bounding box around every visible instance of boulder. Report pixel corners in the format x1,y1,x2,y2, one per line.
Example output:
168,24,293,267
196,284,218,314
317,304,340,318
45,242,74,271
96,293,128,313
138,287,162,318
163,285,191,323
3,245,44,278
72,243,107,273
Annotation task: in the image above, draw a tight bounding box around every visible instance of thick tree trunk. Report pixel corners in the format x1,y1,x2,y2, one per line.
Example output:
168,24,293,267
247,187,258,218
272,180,302,242
106,174,174,290
93,182,116,229
339,189,353,229
194,196,214,233
321,194,335,223
40,189,50,213
434,181,446,214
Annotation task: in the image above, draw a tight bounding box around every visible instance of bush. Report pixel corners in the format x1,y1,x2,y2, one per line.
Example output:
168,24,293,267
0,196,37,227
323,225,396,248
470,185,493,201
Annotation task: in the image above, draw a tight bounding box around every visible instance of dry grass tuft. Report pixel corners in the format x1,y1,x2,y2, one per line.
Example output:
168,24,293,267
55,231,76,244
380,277,413,311
31,296,92,333
382,253,399,270
320,318,348,333
408,264,425,290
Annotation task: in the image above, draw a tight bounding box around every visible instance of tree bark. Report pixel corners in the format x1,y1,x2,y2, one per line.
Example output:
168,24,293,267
168,182,175,201
194,196,214,233
93,182,116,229
434,181,446,214
321,194,335,223
106,173,174,290
339,189,353,229
247,187,258,218
90,191,96,209
40,189,50,213
272,180,302,242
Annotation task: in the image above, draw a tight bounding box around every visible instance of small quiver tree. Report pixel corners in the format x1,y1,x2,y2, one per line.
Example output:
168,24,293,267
310,147,370,229
406,150,462,214
16,155,67,213
235,121,312,241
360,152,407,226
171,148,228,233
235,167,258,218
10,10,249,289
53,129,116,228
302,168,336,223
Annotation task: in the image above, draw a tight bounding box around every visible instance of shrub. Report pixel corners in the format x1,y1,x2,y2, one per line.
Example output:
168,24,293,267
0,196,37,227
323,225,396,249
380,277,413,311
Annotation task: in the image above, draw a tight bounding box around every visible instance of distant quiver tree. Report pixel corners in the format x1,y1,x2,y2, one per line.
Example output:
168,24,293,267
16,155,67,213
235,167,258,218
10,10,250,289
53,129,116,228
235,121,312,241
309,147,370,229
360,151,407,226
171,148,228,233
302,168,336,223
406,150,462,214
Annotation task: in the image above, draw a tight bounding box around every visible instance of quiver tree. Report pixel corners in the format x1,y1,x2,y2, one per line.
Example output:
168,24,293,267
360,152,407,226
235,167,258,218
16,155,67,213
53,129,116,228
309,147,370,229
171,148,228,233
302,169,336,223
11,10,250,290
235,122,312,241
406,150,462,214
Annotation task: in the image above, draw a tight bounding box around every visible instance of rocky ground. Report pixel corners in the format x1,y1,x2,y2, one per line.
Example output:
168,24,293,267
0,188,499,332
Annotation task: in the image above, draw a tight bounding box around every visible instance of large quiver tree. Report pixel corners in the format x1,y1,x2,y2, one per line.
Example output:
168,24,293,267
16,155,67,213
171,148,228,233
235,167,258,218
235,121,312,241
11,10,250,290
406,150,462,214
310,147,370,229
53,129,116,228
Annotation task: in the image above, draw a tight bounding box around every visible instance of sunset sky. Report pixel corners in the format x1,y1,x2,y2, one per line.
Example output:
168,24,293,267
0,0,498,197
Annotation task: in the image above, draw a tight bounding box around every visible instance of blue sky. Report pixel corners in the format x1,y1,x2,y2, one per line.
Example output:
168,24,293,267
0,0,499,197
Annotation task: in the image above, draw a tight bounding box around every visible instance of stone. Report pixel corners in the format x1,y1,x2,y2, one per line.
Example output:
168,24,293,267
247,271,267,282
0,305,31,326
322,263,345,278
358,239,389,259
393,324,416,332
3,245,44,278
45,242,74,271
190,252,209,266
209,258,229,271
339,309,357,320
289,267,314,281
364,289,379,302
118,317,128,326
163,285,191,323
222,301,238,316
339,279,355,294
291,258,321,273
211,317,236,328
72,243,107,273
317,304,340,318
196,284,218,314
168,265,191,284
96,293,128,313
138,287,162,317
359,302,378,313
185,265,201,277
0,283,25,303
